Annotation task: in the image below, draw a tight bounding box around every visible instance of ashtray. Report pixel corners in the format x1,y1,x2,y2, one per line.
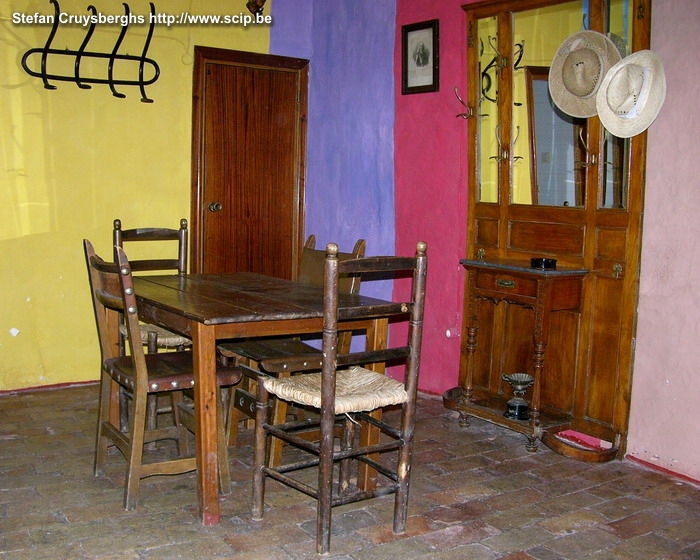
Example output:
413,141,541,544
530,258,557,270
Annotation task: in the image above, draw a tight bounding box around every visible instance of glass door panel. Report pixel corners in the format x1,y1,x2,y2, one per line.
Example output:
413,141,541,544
477,16,499,203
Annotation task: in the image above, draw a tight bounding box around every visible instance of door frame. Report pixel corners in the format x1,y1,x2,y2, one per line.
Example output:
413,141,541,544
189,46,309,274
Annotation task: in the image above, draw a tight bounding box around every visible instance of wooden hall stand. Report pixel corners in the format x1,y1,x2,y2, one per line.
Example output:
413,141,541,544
445,0,653,462
444,259,589,453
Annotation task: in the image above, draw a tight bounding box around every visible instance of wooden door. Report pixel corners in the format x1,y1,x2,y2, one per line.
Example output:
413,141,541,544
190,47,308,278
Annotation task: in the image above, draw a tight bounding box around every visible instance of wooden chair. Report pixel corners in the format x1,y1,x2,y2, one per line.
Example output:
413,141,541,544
84,239,241,510
251,241,427,554
217,234,365,464
113,218,191,353
113,218,191,436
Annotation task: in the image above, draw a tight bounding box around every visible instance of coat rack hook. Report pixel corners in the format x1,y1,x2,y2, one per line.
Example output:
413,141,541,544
21,0,161,102
454,87,473,119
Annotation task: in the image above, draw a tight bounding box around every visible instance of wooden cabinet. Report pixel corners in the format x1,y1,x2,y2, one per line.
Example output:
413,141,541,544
444,0,652,461
444,260,588,451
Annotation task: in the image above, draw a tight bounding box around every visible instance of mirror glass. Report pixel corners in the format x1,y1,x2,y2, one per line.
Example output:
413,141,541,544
477,16,499,203
601,0,632,209
510,0,584,206
525,66,586,206
475,0,633,208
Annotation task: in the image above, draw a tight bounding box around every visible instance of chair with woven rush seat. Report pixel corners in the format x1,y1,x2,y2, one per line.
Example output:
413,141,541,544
84,240,241,510
217,234,365,464
251,241,427,555
113,218,191,437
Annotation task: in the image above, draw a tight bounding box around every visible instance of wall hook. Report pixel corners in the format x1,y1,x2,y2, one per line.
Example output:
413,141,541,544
575,129,597,168
454,87,473,119
21,0,160,102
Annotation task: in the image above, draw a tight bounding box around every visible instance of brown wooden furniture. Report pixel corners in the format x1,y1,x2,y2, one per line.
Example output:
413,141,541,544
217,234,366,463
130,270,396,525
444,0,652,461
252,242,428,555
113,218,191,352
113,218,191,437
84,240,241,510
444,259,588,451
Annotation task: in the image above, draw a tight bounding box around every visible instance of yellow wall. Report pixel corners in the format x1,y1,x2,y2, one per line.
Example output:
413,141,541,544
0,0,270,390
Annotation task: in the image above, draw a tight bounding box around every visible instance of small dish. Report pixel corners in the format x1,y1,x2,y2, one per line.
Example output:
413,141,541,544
530,257,557,270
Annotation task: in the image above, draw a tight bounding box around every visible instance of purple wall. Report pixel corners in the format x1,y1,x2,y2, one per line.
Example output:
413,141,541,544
270,0,397,301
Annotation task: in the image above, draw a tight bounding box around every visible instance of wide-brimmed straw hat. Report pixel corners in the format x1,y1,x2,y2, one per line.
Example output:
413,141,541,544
549,30,622,118
596,50,666,138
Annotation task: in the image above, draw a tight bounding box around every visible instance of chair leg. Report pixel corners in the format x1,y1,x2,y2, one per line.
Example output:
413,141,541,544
226,385,243,447
338,415,355,495
170,391,190,457
393,404,414,534
316,408,336,555
123,391,148,511
94,373,114,477
145,331,159,451
119,387,129,432
217,390,232,495
252,380,270,521
268,389,289,467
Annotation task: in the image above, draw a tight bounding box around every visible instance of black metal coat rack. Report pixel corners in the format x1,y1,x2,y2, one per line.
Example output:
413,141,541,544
21,1,160,103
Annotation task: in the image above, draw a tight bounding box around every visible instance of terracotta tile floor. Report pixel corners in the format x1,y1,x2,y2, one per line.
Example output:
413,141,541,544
1,384,699,559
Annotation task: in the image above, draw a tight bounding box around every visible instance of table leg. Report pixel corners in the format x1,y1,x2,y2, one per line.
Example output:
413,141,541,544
356,317,388,491
192,322,220,525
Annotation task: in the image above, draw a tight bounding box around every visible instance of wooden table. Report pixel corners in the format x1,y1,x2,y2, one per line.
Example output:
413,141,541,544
132,272,390,525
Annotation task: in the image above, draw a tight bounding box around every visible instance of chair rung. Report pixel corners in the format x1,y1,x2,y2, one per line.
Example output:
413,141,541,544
263,467,319,499
265,422,404,462
262,465,399,507
330,484,398,507
264,423,321,454
140,457,196,477
355,455,400,483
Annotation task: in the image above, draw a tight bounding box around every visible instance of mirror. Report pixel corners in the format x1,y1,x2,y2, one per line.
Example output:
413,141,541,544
511,1,584,206
601,0,632,209
525,66,586,206
475,0,631,209
477,16,499,204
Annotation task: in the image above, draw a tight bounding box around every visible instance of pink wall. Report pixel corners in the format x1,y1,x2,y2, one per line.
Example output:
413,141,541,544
394,0,470,395
626,0,700,482
395,0,700,482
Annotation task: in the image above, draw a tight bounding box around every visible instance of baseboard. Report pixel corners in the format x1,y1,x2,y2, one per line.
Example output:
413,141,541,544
626,454,700,488
0,380,98,396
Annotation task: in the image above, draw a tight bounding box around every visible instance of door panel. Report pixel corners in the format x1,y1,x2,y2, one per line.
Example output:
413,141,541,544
191,47,308,278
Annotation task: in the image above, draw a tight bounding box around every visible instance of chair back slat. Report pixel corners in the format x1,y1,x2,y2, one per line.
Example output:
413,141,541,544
113,218,188,275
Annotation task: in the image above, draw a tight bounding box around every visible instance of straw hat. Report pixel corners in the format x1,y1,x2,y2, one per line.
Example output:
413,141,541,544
596,50,666,138
549,31,622,118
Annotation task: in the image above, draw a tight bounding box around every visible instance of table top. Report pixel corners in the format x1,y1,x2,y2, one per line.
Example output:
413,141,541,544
132,272,395,326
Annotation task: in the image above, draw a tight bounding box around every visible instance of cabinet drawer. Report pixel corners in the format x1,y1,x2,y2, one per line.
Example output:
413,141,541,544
473,270,538,297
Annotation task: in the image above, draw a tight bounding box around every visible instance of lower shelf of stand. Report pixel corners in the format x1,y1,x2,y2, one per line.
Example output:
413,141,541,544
442,386,571,438
443,386,619,461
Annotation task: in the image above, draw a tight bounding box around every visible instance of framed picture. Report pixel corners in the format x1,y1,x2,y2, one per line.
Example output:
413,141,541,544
401,19,439,94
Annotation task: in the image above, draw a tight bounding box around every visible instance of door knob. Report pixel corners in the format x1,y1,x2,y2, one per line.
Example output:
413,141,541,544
208,201,223,212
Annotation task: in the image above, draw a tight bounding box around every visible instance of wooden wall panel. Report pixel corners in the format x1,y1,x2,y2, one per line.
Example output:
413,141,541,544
508,221,585,255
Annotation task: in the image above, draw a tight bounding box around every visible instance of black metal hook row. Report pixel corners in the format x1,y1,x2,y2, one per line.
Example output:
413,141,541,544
20,0,160,103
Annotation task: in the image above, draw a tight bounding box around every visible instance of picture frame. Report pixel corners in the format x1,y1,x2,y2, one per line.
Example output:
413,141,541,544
401,19,439,94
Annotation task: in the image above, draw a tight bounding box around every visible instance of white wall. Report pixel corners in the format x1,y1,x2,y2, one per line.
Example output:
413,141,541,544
627,0,700,482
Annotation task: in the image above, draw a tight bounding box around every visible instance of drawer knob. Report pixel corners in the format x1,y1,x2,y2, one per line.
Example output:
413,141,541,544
496,279,516,289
